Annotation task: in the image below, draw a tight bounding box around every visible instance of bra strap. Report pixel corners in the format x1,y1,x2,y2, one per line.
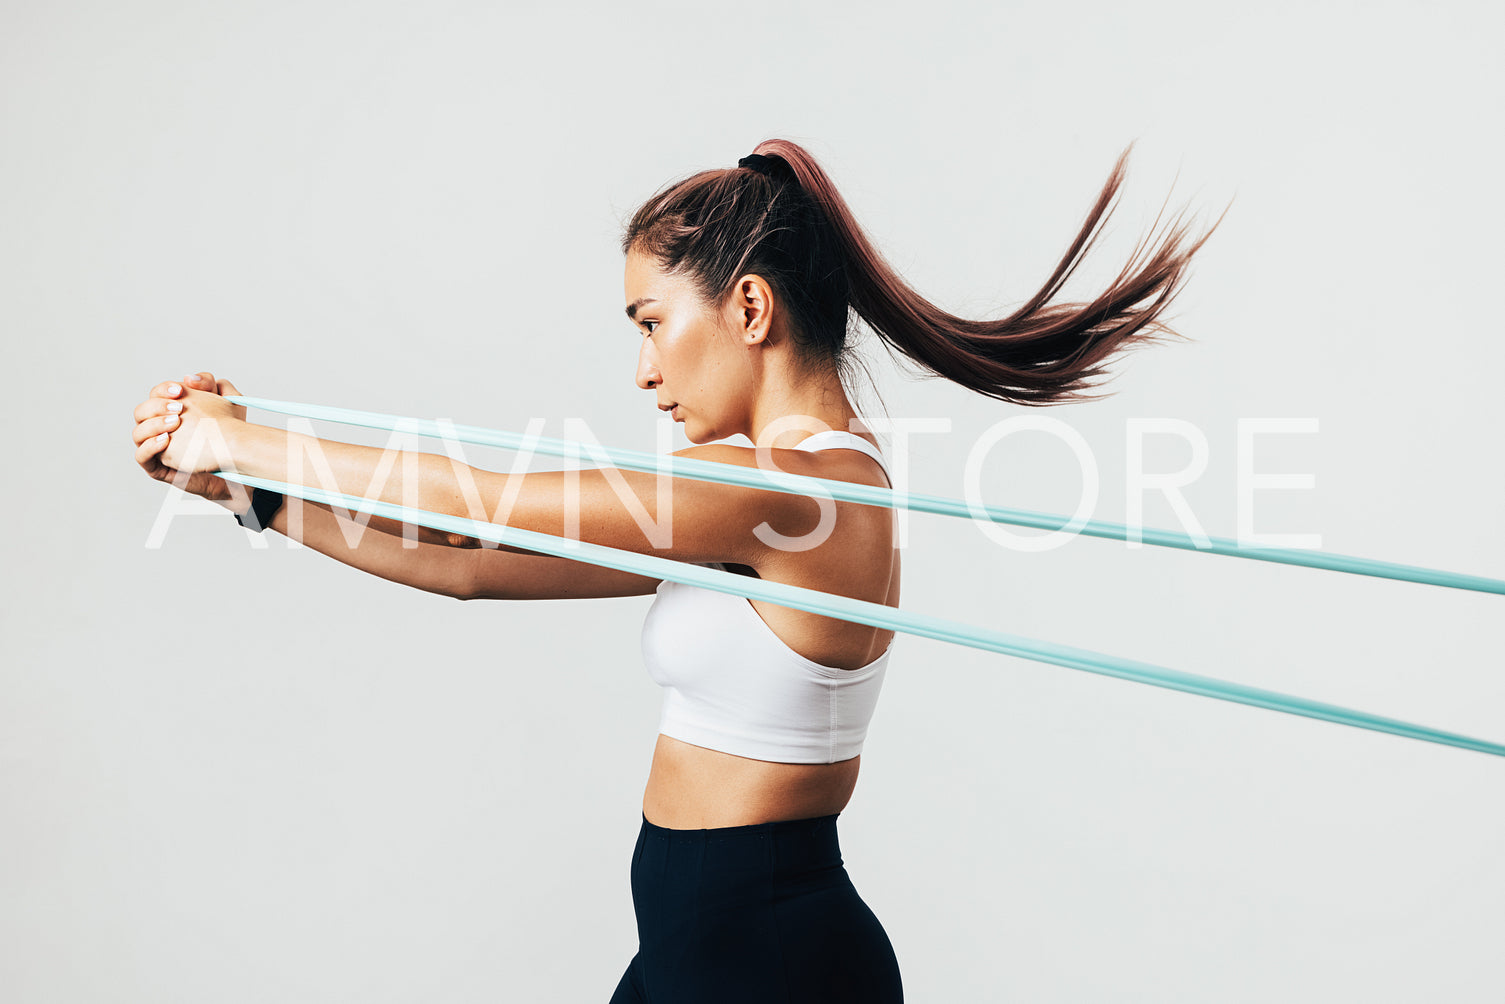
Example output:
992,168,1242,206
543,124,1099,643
795,431,890,484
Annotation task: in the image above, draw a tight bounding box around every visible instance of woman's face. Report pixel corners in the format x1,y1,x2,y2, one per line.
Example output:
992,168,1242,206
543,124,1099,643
623,249,755,443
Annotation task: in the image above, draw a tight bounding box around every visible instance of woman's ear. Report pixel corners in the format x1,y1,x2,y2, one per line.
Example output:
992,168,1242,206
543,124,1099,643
730,273,775,345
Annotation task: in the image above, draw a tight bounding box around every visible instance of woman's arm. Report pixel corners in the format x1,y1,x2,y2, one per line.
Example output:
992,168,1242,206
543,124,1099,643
148,384,826,569
232,493,482,599
178,479,658,601
135,376,662,600
235,495,660,601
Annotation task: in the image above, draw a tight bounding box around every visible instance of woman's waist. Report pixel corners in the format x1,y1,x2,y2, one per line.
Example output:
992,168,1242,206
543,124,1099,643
642,733,860,830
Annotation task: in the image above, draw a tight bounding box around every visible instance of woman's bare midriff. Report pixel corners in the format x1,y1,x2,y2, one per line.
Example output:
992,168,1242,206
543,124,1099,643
642,734,861,829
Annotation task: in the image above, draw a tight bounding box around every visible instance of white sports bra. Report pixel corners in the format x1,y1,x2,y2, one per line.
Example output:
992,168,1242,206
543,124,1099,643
639,431,895,764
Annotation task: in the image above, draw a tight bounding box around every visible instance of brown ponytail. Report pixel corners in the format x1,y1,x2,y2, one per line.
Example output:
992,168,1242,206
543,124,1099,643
623,139,1222,407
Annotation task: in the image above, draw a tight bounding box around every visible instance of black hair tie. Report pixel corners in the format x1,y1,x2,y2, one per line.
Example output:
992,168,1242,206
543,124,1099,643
738,153,790,181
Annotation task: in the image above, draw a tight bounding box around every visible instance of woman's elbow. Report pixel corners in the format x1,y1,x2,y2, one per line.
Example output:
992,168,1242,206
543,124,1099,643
442,531,483,549
407,522,483,549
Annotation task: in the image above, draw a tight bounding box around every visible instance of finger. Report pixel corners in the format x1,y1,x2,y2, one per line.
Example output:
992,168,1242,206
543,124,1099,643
131,413,181,446
135,426,168,468
131,415,172,446
132,395,185,423
218,378,241,397
135,431,172,471
149,378,185,400
184,372,218,392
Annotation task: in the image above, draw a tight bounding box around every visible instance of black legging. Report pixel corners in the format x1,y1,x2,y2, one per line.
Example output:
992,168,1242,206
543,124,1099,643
610,812,903,1003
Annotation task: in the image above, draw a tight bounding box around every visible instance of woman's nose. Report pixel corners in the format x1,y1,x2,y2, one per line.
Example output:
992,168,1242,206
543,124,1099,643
635,341,660,390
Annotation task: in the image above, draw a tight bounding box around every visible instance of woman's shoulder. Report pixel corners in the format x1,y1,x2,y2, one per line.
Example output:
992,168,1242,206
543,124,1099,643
673,441,893,579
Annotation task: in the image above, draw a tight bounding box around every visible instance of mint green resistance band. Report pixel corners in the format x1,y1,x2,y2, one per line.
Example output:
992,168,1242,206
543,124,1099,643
225,395,1505,596
215,396,1505,759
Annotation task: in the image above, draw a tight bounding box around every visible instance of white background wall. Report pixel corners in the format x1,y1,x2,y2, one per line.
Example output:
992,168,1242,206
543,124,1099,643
3,1,1502,1000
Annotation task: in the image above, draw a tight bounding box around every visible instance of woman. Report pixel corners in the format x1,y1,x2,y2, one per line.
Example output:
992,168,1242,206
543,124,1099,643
132,140,1214,1002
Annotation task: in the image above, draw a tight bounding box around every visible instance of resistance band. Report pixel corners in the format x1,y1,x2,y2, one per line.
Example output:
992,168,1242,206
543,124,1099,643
210,473,1504,759
225,395,1505,596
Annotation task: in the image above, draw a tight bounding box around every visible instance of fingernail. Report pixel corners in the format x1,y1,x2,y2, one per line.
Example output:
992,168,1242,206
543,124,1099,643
168,383,181,395
156,432,168,442
165,414,178,426
166,401,182,413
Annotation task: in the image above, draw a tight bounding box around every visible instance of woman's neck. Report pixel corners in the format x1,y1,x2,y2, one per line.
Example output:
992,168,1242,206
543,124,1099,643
743,354,858,448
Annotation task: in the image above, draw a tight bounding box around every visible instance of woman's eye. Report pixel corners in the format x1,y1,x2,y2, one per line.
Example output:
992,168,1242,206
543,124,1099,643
642,321,658,335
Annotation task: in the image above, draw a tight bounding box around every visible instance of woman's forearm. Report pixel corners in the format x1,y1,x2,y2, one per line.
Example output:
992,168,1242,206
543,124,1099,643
225,421,468,548
215,417,705,562
209,490,478,599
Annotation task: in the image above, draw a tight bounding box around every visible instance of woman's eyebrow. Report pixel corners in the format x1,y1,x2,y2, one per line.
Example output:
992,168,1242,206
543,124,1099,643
625,297,658,320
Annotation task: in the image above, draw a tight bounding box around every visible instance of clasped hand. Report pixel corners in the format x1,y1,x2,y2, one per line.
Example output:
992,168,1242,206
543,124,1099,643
131,372,248,499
